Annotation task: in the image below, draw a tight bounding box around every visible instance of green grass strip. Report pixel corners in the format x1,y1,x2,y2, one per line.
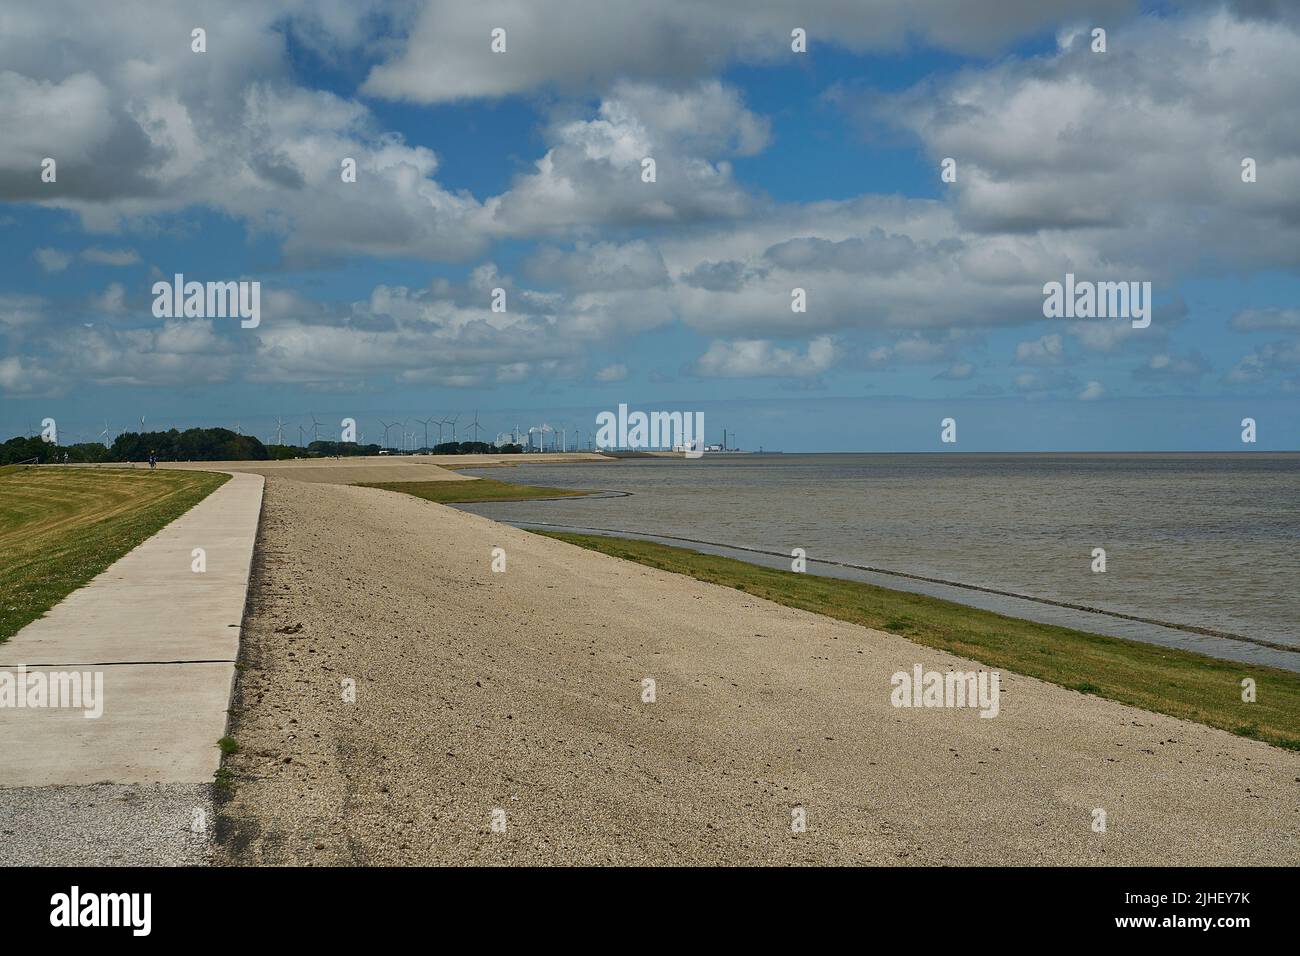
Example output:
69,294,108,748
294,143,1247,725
357,477,590,504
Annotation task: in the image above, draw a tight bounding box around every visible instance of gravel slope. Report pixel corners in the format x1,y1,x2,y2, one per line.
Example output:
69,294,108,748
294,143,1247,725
0,784,213,866
215,478,1300,866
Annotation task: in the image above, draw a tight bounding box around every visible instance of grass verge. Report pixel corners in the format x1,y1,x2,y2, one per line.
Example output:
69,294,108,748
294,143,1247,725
357,476,590,504
538,531,1300,751
0,466,229,642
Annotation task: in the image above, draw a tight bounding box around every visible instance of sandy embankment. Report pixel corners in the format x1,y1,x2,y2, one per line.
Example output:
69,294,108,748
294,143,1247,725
216,478,1300,866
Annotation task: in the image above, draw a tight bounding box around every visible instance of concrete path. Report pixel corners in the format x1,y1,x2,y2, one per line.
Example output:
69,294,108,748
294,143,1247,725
0,471,264,787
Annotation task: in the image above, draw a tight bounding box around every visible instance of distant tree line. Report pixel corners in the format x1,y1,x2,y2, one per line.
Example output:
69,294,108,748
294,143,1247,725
111,428,269,462
1,435,112,465
2,430,526,465
430,441,522,455
266,440,382,459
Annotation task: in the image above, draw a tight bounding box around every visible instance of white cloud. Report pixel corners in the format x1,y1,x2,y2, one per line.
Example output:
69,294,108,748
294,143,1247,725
1225,340,1300,382
81,247,141,266
1231,307,1300,331
525,241,668,291
483,80,765,235
872,9,1300,275
1014,333,1066,366
362,0,1147,104
34,248,72,273
695,335,835,378
1135,351,1211,383
1079,380,1105,400
595,363,628,382
92,282,127,314
0,294,45,331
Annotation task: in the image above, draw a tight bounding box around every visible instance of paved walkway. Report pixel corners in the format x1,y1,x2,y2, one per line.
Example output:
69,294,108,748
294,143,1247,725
0,471,264,787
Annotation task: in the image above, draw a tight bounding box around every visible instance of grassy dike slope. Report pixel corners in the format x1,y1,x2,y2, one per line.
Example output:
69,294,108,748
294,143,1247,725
0,466,228,642
539,532,1300,751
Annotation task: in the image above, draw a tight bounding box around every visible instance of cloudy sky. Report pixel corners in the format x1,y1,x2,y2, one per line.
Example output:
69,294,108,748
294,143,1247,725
2,0,1298,451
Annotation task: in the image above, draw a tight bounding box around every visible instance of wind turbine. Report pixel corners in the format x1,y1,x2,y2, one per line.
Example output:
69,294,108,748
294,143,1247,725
379,419,397,449
310,413,322,443
98,421,113,446
416,416,433,452
446,412,460,443
275,417,286,445
297,423,306,447
466,410,483,444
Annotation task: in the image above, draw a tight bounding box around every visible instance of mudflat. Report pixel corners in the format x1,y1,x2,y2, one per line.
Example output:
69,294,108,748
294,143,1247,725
215,478,1300,865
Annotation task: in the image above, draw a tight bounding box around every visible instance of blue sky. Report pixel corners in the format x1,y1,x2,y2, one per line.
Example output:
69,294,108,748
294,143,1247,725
2,1,1298,450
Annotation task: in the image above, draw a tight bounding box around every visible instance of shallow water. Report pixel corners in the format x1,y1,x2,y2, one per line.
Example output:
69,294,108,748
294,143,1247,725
458,453,1300,668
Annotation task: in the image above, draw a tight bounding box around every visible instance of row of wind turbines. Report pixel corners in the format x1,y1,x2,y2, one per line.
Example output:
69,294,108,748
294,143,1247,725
24,416,152,446
269,411,486,451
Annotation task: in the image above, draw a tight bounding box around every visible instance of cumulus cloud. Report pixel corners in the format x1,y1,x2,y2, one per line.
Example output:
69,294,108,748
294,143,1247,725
1135,351,1211,385
1012,369,1081,397
34,248,71,273
1225,340,1300,382
0,294,45,332
525,241,669,291
0,5,491,263
1231,307,1300,331
595,363,628,382
871,9,1300,275
482,80,766,235
81,247,141,266
694,335,835,378
1014,333,1066,366
362,0,1147,104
